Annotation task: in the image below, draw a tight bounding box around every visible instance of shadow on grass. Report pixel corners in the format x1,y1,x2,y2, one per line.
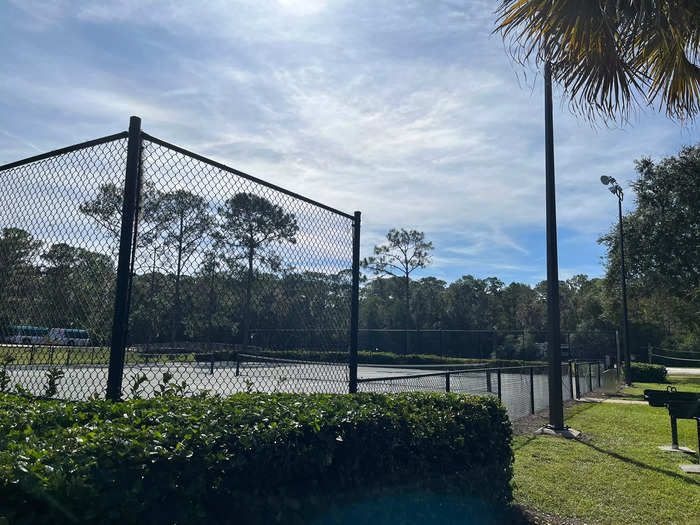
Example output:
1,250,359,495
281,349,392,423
512,435,537,452
578,439,700,487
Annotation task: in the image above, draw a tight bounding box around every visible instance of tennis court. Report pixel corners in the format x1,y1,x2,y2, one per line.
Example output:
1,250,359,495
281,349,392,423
4,354,603,421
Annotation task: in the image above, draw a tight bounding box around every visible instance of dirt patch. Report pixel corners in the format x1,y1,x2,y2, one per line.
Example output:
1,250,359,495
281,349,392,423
511,399,580,436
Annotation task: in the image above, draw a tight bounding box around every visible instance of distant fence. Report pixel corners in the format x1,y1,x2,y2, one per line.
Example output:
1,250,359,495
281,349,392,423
0,116,361,399
650,350,700,368
0,343,612,422
358,360,609,421
355,328,618,360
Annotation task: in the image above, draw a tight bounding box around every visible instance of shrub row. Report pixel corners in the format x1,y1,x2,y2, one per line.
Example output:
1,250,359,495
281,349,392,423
0,392,513,524
628,362,668,383
193,349,545,368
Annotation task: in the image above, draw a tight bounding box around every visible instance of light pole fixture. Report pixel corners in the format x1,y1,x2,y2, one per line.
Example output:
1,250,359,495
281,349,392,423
544,61,564,430
600,175,632,386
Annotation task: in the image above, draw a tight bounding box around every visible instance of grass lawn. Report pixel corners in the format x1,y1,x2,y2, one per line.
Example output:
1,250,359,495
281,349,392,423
620,374,700,400
513,396,700,524
0,345,194,366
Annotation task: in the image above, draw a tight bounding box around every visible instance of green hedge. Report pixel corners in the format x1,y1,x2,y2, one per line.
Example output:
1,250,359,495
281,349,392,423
0,392,513,524
628,362,668,383
193,349,545,368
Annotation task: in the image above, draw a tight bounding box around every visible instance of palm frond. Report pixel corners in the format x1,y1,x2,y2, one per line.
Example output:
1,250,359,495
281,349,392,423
495,0,700,121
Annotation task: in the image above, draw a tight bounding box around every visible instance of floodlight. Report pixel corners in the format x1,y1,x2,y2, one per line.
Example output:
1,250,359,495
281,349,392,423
600,175,611,185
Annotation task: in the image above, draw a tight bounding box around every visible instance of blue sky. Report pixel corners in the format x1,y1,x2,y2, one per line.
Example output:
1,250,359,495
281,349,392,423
1,0,698,285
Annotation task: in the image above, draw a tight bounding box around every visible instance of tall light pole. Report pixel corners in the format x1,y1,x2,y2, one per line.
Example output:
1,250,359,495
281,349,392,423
600,176,632,386
545,60,564,430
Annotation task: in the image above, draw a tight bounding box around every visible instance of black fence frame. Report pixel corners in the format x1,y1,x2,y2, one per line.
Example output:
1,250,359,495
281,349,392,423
0,116,362,400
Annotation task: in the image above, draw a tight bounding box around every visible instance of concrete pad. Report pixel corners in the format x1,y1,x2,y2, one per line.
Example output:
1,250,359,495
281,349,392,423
535,425,582,439
658,445,696,454
679,464,700,474
603,399,646,405
667,367,700,376
580,397,647,405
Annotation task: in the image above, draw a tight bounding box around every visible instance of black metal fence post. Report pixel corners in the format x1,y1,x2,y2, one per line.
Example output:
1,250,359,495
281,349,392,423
497,368,502,401
597,361,601,388
588,362,593,391
568,360,574,400
349,211,361,394
615,329,621,381
106,116,142,402
529,367,535,414
486,369,492,393
575,362,581,399
445,372,451,393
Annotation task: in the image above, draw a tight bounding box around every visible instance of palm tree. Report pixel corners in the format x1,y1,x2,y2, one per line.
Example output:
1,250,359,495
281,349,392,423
495,1,700,430
496,1,700,121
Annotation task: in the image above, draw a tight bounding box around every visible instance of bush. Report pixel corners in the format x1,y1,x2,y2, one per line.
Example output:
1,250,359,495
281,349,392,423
628,362,667,383
0,392,513,524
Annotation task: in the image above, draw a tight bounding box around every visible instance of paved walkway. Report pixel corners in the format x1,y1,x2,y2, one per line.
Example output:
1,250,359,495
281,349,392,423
667,367,700,376
580,397,646,405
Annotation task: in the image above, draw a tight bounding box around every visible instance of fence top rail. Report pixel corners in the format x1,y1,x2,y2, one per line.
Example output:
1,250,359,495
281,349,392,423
357,364,553,383
0,132,129,172
356,360,603,384
141,132,356,221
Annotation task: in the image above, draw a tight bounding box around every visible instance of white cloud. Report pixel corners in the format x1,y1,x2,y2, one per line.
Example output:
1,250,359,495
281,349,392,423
0,0,697,284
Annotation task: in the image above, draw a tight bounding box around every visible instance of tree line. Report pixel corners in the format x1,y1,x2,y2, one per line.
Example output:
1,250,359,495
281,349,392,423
0,184,351,349
1,143,697,360
361,143,700,359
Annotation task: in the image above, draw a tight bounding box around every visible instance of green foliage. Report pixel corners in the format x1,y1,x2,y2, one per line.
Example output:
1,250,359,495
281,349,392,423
0,354,14,393
0,392,513,524
627,363,667,383
43,367,64,398
600,144,700,357
362,229,433,335
154,371,188,397
128,374,149,399
494,333,540,361
495,1,700,122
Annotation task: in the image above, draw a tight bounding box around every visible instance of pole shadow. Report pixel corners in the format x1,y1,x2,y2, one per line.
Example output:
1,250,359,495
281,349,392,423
578,439,700,487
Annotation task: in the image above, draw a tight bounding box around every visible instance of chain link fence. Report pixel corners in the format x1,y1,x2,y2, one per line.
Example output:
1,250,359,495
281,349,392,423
358,361,608,421
358,328,618,362
0,117,361,399
0,116,621,420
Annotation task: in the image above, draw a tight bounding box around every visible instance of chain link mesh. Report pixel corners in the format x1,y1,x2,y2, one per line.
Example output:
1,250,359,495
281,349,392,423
0,135,128,398
120,136,354,396
0,130,356,399
0,128,619,409
357,362,608,422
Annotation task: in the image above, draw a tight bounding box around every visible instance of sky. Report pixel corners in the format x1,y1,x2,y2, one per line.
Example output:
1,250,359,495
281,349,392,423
1,0,698,286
